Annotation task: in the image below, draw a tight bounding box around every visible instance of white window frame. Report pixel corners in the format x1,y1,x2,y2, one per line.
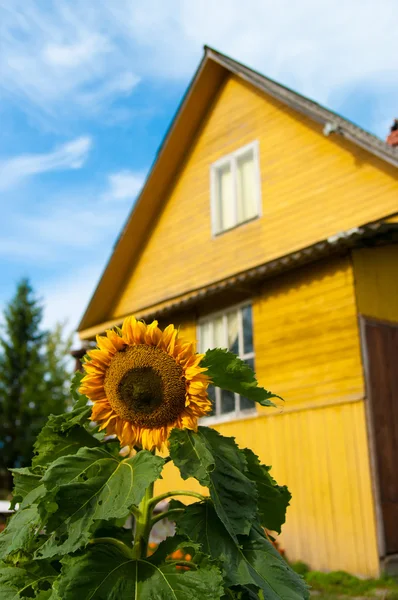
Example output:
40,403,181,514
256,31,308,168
210,140,262,236
197,301,257,425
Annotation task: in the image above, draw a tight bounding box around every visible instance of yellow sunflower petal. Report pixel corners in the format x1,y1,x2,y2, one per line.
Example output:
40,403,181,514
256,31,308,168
96,334,118,355
180,413,198,430
121,316,137,344
159,324,176,351
106,329,126,351
86,349,112,367
91,401,112,421
144,320,162,346
82,362,106,376
132,320,147,344
97,412,117,429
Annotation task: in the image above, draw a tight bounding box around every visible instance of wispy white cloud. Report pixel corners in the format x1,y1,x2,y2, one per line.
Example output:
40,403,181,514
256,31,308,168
0,136,92,191
0,3,139,120
103,170,145,202
0,0,398,134
42,34,110,68
1,0,397,134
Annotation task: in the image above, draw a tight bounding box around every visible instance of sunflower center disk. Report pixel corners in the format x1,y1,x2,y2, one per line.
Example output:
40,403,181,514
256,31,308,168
118,368,163,414
104,345,187,428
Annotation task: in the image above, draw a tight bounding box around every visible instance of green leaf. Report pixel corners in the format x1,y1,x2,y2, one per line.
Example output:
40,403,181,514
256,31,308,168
223,585,261,600
70,370,85,401
0,561,57,600
202,349,281,406
242,449,291,534
149,534,201,566
169,428,214,485
32,415,100,468
56,542,224,599
9,466,44,510
35,448,164,559
176,501,309,599
169,427,257,540
0,507,41,561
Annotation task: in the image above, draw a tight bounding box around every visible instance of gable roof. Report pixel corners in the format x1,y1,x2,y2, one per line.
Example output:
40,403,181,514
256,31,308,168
207,47,398,168
78,46,398,336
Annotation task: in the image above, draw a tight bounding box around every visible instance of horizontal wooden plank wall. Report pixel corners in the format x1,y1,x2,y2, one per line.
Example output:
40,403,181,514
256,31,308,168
253,256,364,411
353,244,398,323
111,74,398,322
155,256,380,576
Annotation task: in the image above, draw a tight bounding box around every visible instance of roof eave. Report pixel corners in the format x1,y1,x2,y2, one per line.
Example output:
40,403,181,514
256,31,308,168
78,221,398,340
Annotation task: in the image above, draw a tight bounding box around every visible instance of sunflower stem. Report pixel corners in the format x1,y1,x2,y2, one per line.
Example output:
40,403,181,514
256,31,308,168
132,481,154,560
89,537,133,558
150,508,185,527
148,490,207,510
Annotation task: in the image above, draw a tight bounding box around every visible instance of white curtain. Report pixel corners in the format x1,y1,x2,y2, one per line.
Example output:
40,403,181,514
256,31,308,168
213,316,224,347
199,322,212,352
216,162,234,231
227,311,239,354
237,150,257,223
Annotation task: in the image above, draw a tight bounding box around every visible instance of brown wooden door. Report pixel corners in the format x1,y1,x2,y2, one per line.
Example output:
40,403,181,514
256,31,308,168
362,317,398,556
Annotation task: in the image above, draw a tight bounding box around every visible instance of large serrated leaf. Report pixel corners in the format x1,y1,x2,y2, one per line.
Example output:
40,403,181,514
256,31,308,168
9,466,44,510
202,349,280,406
56,542,224,599
176,501,309,599
169,427,214,485
243,449,291,534
0,561,57,600
169,427,257,540
70,370,85,401
32,417,100,468
0,506,42,561
35,448,164,559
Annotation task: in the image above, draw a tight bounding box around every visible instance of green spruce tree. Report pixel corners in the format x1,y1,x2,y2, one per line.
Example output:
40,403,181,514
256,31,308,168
0,280,72,489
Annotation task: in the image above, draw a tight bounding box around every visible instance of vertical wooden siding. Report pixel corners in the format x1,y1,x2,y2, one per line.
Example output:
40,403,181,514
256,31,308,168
353,244,398,322
156,256,379,576
111,75,398,321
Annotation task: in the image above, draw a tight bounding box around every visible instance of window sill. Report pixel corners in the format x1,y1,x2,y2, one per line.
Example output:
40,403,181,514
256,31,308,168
212,214,260,238
200,409,258,426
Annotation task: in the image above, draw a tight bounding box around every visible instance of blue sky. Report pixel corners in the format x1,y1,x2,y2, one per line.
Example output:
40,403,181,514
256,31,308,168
0,0,397,341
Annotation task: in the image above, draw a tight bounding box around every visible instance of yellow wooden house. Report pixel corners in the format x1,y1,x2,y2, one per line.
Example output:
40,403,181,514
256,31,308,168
77,47,398,577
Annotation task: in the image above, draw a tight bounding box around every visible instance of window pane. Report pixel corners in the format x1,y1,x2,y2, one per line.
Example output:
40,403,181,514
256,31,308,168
242,305,253,354
240,395,256,411
213,316,224,348
227,311,239,355
221,389,235,414
237,150,258,223
207,384,217,416
216,162,234,231
240,357,256,411
199,322,212,353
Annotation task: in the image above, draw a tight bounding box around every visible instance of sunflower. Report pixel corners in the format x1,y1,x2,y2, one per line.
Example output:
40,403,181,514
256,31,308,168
79,317,212,451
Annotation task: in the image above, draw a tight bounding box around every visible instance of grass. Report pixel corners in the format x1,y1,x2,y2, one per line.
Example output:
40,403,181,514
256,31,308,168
289,562,398,599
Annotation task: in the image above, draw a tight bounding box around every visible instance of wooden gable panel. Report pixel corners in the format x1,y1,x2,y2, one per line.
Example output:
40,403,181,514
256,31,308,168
108,75,398,323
